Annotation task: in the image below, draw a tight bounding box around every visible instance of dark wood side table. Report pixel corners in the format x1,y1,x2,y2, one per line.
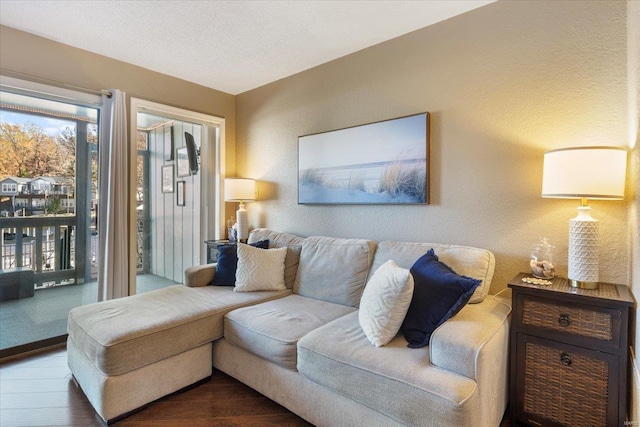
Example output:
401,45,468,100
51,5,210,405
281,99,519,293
508,273,634,427
204,240,232,264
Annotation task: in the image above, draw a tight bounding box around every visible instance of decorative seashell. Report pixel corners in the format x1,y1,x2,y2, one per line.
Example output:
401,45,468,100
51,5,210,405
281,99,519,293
522,276,552,286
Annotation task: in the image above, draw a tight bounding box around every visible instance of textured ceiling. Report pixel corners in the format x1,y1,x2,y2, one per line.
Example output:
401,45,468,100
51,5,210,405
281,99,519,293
0,0,494,95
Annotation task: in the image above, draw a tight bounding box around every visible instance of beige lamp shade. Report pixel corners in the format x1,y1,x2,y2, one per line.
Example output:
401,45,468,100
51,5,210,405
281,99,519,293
542,146,627,200
224,178,256,242
541,146,627,289
224,178,256,202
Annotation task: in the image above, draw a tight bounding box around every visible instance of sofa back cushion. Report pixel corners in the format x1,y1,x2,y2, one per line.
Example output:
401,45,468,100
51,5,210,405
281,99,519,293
248,229,305,289
370,241,495,303
294,236,376,307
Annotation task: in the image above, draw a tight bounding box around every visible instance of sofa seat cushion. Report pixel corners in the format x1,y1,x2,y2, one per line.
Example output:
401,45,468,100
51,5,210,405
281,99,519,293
370,241,495,303
68,285,290,376
297,311,480,426
224,294,355,370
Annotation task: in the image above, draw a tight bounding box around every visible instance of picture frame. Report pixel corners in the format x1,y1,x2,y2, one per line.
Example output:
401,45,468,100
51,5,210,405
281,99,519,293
165,125,174,161
177,180,186,206
161,164,174,193
298,112,430,205
176,146,190,177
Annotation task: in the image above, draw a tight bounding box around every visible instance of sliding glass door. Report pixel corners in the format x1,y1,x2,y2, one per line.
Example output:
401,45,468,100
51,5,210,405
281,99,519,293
0,79,101,355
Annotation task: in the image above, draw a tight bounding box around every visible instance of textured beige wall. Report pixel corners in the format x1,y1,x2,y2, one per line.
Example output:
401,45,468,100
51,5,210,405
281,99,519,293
236,0,629,294
0,25,237,174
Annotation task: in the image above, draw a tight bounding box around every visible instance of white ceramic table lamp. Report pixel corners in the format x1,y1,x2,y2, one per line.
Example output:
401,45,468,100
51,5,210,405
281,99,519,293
542,146,627,289
224,178,256,242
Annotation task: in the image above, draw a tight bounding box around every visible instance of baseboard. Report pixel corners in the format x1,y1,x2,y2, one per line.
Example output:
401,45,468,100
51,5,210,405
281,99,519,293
0,335,67,363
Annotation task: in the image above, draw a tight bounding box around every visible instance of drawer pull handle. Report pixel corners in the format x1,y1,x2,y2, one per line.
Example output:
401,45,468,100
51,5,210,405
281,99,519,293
560,352,572,367
558,314,571,327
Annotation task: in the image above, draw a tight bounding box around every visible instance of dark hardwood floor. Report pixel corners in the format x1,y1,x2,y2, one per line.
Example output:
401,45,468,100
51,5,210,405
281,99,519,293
1,347,512,427
0,347,311,427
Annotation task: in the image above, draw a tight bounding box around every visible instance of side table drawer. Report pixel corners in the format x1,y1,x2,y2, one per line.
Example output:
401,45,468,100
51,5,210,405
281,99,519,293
516,335,618,427
517,294,621,348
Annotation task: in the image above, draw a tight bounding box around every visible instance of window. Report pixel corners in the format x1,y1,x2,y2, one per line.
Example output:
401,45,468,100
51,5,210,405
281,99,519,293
2,183,17,193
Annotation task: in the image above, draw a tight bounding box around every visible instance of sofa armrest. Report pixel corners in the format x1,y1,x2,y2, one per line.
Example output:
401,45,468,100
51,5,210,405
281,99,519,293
184,264,216,287
429,295,511,381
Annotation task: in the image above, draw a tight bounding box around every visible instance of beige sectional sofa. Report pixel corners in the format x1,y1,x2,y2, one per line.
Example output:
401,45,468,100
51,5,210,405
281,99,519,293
67,228,511,426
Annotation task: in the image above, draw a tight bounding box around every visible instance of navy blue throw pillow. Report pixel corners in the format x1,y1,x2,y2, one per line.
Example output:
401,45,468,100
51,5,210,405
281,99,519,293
209,240,269,286
400,249,481,348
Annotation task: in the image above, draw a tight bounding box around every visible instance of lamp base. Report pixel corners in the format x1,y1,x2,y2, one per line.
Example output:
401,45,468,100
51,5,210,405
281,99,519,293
569,279,599,290
568,206,599,285
236,202,249,243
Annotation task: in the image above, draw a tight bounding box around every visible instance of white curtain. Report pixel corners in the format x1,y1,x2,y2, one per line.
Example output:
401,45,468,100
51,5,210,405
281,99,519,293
97,89,129,301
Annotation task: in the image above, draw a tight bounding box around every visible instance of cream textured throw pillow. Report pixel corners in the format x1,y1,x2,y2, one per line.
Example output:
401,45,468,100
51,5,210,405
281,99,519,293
234,243,287,292
359,260,414,347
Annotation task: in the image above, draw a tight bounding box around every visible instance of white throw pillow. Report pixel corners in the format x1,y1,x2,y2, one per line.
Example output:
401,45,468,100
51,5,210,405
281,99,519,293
359,260,414,347
234,243,287,292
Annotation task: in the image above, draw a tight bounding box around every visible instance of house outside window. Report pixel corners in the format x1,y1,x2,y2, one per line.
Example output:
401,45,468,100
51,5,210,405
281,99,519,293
1,183,17,193
30,178,53,195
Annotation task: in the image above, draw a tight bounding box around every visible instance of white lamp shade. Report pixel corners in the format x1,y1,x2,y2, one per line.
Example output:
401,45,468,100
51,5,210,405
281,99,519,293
541,146,627,289
224,178,255,242
542,146,627,200
224,178,256,202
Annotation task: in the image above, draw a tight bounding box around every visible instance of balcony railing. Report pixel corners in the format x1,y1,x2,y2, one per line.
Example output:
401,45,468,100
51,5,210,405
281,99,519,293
0,216,86,287
1,216,146,288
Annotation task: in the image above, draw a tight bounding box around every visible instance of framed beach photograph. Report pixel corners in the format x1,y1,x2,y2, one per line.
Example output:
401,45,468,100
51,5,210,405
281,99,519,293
161,164,174,193
298,112,430,205
177,181,186,206
176,146,190,177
